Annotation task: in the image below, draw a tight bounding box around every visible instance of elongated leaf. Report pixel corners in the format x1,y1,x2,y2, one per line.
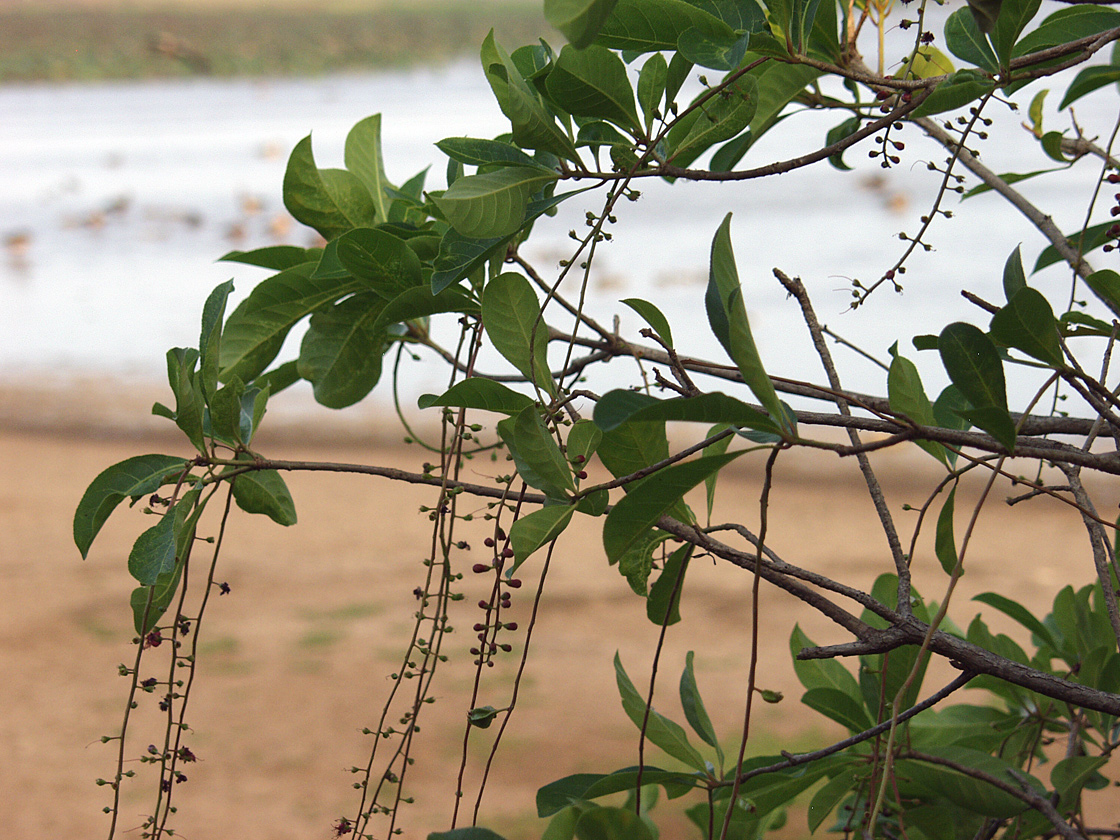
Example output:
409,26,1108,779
510,505,575,572
594,390,778,434
199,280,234,400
219,245,315,271
130,562,183,636
1061,63,1120,110
912,69,993,118
637,53,668,130
419,379,534,414
343,114,392,224
1034,221,1116,275
537,769,696,817
567,419,603,468
973,591,1058,649
298,293,387,409
680,650,721,759
789,625,862,699
678,28,751,71
483,272,554,394
647,542,691,626
219,263,363,382
435,166,559,239
899,748,1042,817
801,687,875,732
603,451,742,563
284,136,376,240
1016,6,1120,58
428,829,509,840
705,214,787,431
497,406,575,500
229,457,297,525
546,45,640,131
335,228,423,298
375,284,478,332
1052,755,1109,809
957,404,1018,453
75,454,194,558
1085,269,1120,319
545,0,620,48
938,322,1007,409
989,0,1041,66
935,486,959,575
887,351,947,466
208,375,247,445
436,137,554,171
617,527,667,594
164,347,207,454
593,0,734,52
128,512,177,585
575,806,655,840
1003,245,1027,300
614,653,708,771
989,287,1064,366
945,7,999,69
668,77,758,164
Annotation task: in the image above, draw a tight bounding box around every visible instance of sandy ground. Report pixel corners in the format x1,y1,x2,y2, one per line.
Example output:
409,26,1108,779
2,380,1118,838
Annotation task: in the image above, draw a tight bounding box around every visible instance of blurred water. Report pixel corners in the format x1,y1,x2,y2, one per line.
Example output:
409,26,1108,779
1,58,1115,414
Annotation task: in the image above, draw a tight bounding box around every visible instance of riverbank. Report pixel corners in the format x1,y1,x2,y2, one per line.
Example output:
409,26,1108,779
0,0,548,83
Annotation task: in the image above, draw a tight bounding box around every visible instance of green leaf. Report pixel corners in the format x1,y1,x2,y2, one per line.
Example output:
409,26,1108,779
510,504,575,572
1034,220,1116,274
593,0,734,52
335,228,423,298
435,166,559,239
989,287,1064,366
541,807,579,840
703,423,734,519
284,136,376,240
164,347,207,454
537,770,697,818
207,375,247,445
229,457,297,526
481,31,580,161
1016,6,1120,59
807,767,858,833
602,451,742,563
130,563,183,636
956,404,1018,453
298,293,387,409
546,45,641,132
344,114,392,224
614,652,708,771
800,687,875,732
1003,245,1027,300
898,747,1043,817
935,485,959,575
1052,755,1108,809
482,272,554,395
888,351,947,466
680,650,723,763
637,53,668,130
497,406,576,500
428,829,509,840
436,137,554,171
467,705,500,729
219,245,315,271
912,69,994,118
789,625,862,700
617,528,667,594
567,418,603,467
705,213,788,431
1061,63,1120,110
989,0,1041,66
128,513,177,585
376,284,478,332
74,455,190,558
545,0,621,48
593,390,779,435
1085,269,1120,319
668,77,758,164
575,806,655,840
678,28,752,71
973,591,1058,649
219,262,363,383
938,322,1007,410
825,115,861,171
199,280,234,400
251,360,300,397
622,297,674,348
419,379,534,414
647,542,691,626
963,167,1066,200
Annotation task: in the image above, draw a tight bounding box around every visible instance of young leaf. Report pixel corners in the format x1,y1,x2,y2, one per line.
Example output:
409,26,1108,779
935,485,959,575
647,543,692,626
482,272,555,395
497,406,575,500
705,213,788,431
911,69,993,118
622,297,674,348
989,287,1064,367
988,0,1041,67
546,45,641,131
284,136,376,240
509,505,575,573
545,0,621,48
435,166,559,240
228,457,297,526
164,347,207,454
614,653,708,771
602,451,743,563
343,114,393,224
298,293,387,409
207,375,248,445
335,227,423,298
74,455,189,558
418,379,534,414
567,418,603,466
130,563,183,636
637,52,668,130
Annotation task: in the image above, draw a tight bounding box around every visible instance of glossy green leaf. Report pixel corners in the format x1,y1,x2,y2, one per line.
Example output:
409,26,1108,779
251,361,300,397
219,262,363,383
912,69,993,118
537,770,696,818
593,390,779,434
510,504,575,572
1016,6,1120,58
705,213,787,431
1003,245,1027,299
284,135,376,240
436,137,554,171
614,653,708,771
567,420,602,467
678,28,751,71
497,406,575,500
1034,220,1114,274
1061,63,1120,110
74,455,189,559
647,542,691,626
207,375,246,445
435,166,558,239
680,650,722,760
801,687,875,732
888,351,947,465
593,0,734,52
298,293,387,409
219,245,315,271
989,0,1041,66
938,322,1007,410
575,806,655,840
418,379,534,414
957,405,1018,453
637,53,668,129
546,45,641,131
377,284,478,332
229,457,297,526
973,591,1058,649
199,280,233,400
335,227,423,298
668,77,758,164
989,286,1064,366
899,747,1042,817
1085,269,1120,318
164,347,207,454
481,31,580,161
128,512,177,586
545,0,620,48
603,451,742,563
483,272,554,394
945,6,999,67
825,115,861,171
935,485,959,575
343,114,392,224
702,423,733,520
789,625,862,700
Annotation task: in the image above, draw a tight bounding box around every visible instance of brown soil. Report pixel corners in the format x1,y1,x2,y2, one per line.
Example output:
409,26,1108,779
2,385,1117,838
